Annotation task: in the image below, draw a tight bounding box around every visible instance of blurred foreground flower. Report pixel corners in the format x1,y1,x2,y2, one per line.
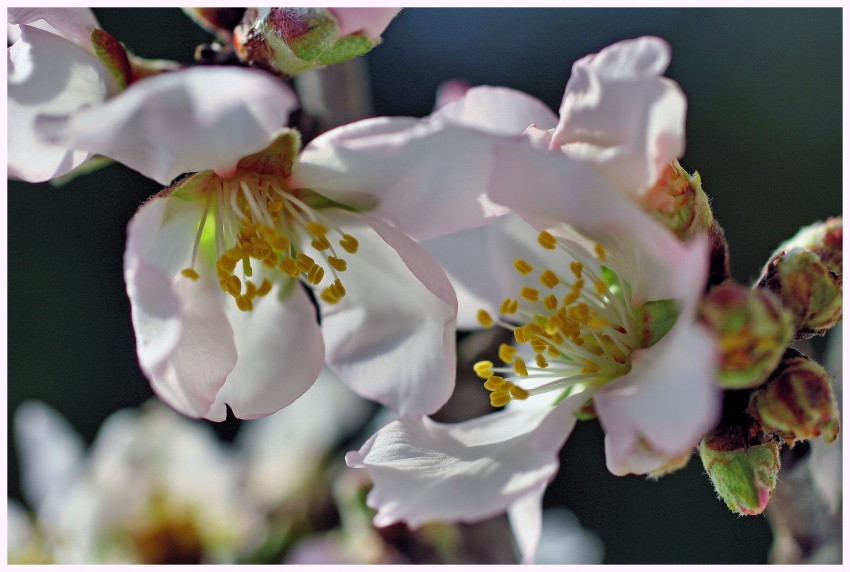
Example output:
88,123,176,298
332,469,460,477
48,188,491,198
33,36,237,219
8,8,298,185
347,37,720,563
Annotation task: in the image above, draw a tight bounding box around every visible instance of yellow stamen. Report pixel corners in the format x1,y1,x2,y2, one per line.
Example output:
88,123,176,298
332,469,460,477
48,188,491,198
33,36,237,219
280,256,300,277
307,264,325,285
311,235,332,251
490,392,512,407
570,261,583,280
181,268,200,280
537,231,557,250
477,309,494,328
543,294,558,311
327,256,347,272
539,269,559,289
498,343,517,364
245,280,257,299
256,278,272,297
296,253,315,273
339,234,359,253
595,279,607,296
529,338,549,354
483,375,506,391
474,361,495,379
513,357,529,377
594,243,607,260
268,199,283,213
520,287,539,302
223,275,241,297
562,292,580,306
306,221,329,236
514,259,534,275
535,354,549,368
508,385,529,400
514,327,527,344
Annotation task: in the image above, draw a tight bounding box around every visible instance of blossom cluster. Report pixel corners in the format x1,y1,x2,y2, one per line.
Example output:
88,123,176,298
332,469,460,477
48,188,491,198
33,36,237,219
8,8,841,564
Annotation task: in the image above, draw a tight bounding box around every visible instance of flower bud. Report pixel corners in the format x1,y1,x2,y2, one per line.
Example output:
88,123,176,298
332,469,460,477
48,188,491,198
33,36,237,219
642,159,713,241
698,281,793,389
182,8,247,42
747,350,840,444
699,427,780,515
637,298,679,349
757,248,842,338
775,217,842,278
234,8,400,77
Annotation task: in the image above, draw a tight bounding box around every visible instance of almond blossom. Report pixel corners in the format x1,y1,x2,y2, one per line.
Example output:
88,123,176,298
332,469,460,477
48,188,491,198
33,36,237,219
346,37,721,563
8,8,297,184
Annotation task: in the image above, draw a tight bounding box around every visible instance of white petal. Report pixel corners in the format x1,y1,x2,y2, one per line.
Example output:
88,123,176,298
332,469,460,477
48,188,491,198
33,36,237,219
489,137,708,305
292,117,508,240
430,85,558,135
124,196,238,419
13,401,85,510
507,484,546,564
535,508,605,564
8,25,111,182
8,8,100,49
237,367,373,506
206,280,325,421
36,66,299,185
345,393,586,528
594,320,721,476
313,210,457,418
553,36,686,195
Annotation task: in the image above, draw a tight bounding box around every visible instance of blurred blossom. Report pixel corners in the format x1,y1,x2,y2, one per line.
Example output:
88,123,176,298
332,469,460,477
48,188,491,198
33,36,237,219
535,508,604,564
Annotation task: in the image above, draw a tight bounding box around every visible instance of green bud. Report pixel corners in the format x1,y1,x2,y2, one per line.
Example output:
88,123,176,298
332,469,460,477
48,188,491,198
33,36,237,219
698,281,793,389
747,350,840,444
757,248,842,338
637,299,680,349
234,8,383,77
642,159,713,241
699,427,780,515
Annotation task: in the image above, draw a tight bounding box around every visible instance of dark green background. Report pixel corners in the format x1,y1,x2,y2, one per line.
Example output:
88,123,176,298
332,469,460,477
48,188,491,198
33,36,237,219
8,8,841,564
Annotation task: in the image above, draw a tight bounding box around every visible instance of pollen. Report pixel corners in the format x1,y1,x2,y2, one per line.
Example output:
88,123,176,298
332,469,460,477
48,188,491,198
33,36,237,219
520,287,539,302
500,298,519,315
508,385,529,400
181,268,200,280
490,392,512,407
477,309,494,328
537,231,558,250
514,259,534,275
483,375,506,391
306,221,329,237
474,361,495,379
535,354,549,368
311,235,332,251
498,343,517,364
594,243,607,260
539,270,560,289
327,256,347,272
543,294,559,311
339,234,359,254
296,253,315,273
513,357,529,377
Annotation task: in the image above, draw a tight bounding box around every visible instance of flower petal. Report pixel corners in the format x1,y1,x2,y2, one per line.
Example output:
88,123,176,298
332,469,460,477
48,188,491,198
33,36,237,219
311,210,457,418
206,280,325,421
36,66,299,185
8,8,100,49
7,25,112,182
430,85,559,135
329,8,401,40
552,36,686,195
124,196,238,419
345,393,585,528
292,116,508,240
506,484,546,564
489,138,707,305
13,401,85,510
594,320,721,476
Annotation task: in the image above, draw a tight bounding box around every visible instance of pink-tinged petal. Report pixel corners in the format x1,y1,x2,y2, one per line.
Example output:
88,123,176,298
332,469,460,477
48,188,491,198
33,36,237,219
345,393,586,528
206,280,325,421
329,8,401,40
8,25,112,182
552,36,686,195
311,210,457,418
430,85,559,135
489,138,708,305
8,8,100,49
507,484,546,564
124,196,238,419
421,213,584,329
595,320,721,476
434,79,471,110
292,116,508,240
35,66,298,186
523,125,555,151
13,401,85,510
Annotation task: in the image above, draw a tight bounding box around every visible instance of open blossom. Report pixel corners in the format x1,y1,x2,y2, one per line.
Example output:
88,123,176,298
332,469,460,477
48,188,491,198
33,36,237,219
347,37,720,563
126,101,515,420
8,8,297,184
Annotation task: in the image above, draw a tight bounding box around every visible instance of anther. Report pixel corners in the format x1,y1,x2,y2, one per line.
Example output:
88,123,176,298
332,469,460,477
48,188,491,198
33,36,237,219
268,199,283,213
594,243,607,260
483,375,506,391
543,294,559,311
327,256,347,272
339,234,359,254
307,264,325,285
490,392,512,407
514,259,534,275
595,279,607,296
306,221,329,237
508,385,530,400
538,231,558,250
269,235,290,251
513,357,529,377
570,262,583,279
311,235,332,251
256,278,272,297
539,270,559,289
535,354,549,368
246,280,257,299
520,287,539,302
514,327,527,344
499,343,517,364
181,268,200,280
296,253,315,273
474,361,495,379
562,292,580,306
280,256,300,277
477,309,494,328
224,275,241,297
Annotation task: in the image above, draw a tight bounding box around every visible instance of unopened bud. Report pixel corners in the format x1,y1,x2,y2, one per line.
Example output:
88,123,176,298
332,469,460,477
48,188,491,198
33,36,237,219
234,8,400,77
647,449,692,480
699,427,780,515
637,299,679,349
182,8,247,42
747,350,840,444
698,281,793,389
642,159,713,241
775,217,842,278
757,248,842,338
